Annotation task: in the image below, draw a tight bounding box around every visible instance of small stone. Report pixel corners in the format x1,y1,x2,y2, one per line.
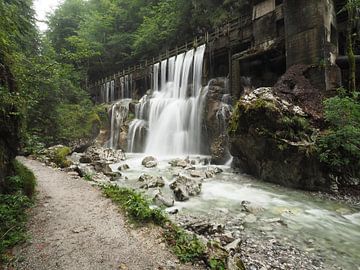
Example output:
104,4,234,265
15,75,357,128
190,170,205,178
244,214,257,223
118,164,130,171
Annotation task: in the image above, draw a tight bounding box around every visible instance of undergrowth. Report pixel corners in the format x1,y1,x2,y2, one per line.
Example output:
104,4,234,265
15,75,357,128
101,185,212,266
0,160,36,263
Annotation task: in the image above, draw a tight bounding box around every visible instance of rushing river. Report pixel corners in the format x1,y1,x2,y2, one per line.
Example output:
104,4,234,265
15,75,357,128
109,153,360,270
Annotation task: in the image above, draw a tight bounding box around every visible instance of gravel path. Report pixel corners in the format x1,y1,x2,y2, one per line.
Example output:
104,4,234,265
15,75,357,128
9,157,201,270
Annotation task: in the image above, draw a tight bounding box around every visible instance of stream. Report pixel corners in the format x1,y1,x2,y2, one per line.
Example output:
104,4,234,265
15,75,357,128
110,153,360,270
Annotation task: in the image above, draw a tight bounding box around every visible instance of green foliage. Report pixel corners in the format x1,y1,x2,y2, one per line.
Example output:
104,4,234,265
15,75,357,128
101,185,167,225
52,147,72,168
56,102,101,143
0,194,32,263
209,257,226,270
318,92,360,177
0,160,35,263
5,160,36,198
83,173,94,182
164,223,206,263
102,185,208,264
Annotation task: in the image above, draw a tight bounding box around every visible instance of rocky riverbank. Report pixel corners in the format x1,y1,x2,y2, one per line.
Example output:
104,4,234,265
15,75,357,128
30,145,360,269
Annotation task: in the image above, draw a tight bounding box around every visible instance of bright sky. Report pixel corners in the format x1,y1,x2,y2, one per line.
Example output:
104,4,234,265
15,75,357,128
33,0,62,31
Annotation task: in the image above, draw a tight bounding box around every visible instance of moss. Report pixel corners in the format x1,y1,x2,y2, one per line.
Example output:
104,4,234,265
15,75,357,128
52,147,72,168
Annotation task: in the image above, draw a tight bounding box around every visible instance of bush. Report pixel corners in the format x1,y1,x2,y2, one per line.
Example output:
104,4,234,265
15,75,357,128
4,160,36,198
0,194,32,262
1,160,36,263
318,93,360,178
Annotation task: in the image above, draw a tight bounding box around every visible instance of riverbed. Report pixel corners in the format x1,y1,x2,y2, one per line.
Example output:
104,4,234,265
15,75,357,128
110,153,360,270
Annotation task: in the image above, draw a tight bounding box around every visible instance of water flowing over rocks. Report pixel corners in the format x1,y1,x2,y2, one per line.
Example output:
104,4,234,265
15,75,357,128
204,78,232,164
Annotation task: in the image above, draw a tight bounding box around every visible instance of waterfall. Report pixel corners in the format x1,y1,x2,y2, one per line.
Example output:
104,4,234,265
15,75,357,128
153,63,160,92
110,80,115,102
161,59,167,90
109,99,131,149
127,44,207,156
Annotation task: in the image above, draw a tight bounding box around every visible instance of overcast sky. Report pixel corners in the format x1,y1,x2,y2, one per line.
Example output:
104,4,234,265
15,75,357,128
33,0,62,31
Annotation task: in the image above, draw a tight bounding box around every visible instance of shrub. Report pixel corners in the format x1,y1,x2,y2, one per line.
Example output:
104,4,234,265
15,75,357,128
4,160,36,198
1,160,36,262
318,93,360,178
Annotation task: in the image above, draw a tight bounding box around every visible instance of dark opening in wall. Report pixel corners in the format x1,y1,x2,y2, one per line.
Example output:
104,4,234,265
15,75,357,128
275,0,283,6
276,19,285,37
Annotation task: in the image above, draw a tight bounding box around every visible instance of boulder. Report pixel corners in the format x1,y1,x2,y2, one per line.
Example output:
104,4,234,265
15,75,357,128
229,87,330,191
142,156,157,168
145,160,157,168
153,192,174,207
169,159,189,168
138,174,165,189
169,176,202,201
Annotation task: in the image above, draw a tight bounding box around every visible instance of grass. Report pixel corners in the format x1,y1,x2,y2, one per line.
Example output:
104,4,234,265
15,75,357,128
0,160,36,263
101,185,210,265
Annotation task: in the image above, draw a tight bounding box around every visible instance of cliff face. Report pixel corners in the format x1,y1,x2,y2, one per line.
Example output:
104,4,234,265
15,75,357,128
228,87,330,190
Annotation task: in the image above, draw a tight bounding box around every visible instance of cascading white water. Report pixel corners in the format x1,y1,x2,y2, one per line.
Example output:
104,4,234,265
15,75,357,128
161,59,167,90
128,44,207,156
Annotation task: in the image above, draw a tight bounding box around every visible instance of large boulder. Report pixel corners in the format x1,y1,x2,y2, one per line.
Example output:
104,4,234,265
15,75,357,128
229,87,330,191
142,156,157,168
169,176,202,201
138,174,165,189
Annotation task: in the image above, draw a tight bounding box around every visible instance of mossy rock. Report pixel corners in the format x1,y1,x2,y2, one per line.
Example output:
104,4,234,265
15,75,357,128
52,146,72,168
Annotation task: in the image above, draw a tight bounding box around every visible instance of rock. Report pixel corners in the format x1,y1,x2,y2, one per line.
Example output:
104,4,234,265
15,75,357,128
190,170,205,178
169,176,202,201
144,160,157,168
79,155,92,163
118,164,130,171
142,156,157,166
154,193,174,207
138,174,165,189
225,239,242,254
227,254,245,270
229,85,330,191
75,164,96,177
166,208,179,215
184,220,224,235
244,214,257,223
169,159,188,168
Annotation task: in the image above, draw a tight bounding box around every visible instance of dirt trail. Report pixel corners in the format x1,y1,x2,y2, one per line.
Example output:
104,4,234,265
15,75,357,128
9,157,200,270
